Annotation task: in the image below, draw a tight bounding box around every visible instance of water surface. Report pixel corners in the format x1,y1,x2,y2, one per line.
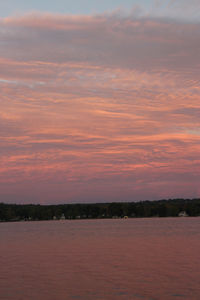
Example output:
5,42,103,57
1,218,200,299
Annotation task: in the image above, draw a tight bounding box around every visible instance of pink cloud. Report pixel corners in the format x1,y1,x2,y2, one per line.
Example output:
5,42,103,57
1,13,200,73
0,13,200,203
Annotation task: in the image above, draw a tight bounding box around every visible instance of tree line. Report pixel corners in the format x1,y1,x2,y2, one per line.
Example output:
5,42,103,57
0,198,200,222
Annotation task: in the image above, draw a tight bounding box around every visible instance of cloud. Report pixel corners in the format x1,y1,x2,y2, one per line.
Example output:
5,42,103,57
0,12,200,203
1,13,200,74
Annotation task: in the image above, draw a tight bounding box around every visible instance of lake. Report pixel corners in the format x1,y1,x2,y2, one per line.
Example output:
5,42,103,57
0,218,200,300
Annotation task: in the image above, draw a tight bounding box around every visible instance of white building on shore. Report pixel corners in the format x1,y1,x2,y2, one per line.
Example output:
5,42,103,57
178,211,188,217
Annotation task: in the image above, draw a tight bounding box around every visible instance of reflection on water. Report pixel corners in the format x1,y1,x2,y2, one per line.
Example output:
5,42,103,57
0,218,200,300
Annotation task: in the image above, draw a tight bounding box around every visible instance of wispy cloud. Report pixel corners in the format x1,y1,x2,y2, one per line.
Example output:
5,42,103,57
0,12,200,203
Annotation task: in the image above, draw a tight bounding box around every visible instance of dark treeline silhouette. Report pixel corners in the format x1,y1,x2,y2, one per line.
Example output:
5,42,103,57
0,198,200,222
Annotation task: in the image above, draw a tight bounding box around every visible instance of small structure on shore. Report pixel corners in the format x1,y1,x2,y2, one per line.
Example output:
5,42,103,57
178,211,188,217
60,213,66,220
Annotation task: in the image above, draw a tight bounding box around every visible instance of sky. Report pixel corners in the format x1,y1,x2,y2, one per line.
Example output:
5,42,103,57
0,0,152,17
0,1,200,204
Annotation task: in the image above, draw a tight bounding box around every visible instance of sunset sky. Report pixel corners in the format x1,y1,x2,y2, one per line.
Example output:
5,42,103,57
0,0,200,204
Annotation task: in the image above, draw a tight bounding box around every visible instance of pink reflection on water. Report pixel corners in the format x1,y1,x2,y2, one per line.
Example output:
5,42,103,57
0,218,200,300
